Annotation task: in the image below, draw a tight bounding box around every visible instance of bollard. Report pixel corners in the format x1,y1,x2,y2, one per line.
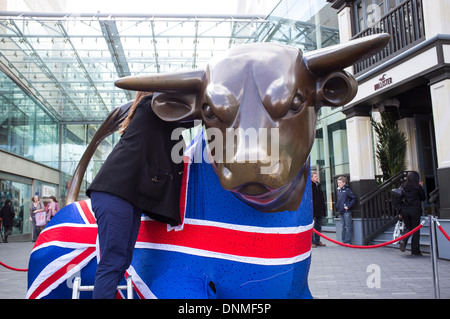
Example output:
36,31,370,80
429,216,440,299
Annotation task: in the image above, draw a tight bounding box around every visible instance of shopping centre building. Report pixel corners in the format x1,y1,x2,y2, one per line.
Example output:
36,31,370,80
1,0,449,258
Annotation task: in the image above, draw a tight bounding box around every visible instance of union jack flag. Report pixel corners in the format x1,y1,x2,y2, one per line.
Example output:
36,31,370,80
26,199,158,299
26,200,98,299
27,132,313,299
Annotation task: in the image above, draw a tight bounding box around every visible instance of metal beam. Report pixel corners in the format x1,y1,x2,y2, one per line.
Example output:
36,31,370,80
150,20,160,73
192,20,199,68
9,19,85,121
0,13,280,123
99,20,133,100
56,21,110,114
0,11,266,20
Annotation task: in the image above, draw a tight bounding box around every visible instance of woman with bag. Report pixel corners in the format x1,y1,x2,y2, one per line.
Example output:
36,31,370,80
29,195,45,241
399,171,426,256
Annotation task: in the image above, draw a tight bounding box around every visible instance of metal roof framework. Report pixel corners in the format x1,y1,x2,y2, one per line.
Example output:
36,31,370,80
0,12,272,122
0,11,339,123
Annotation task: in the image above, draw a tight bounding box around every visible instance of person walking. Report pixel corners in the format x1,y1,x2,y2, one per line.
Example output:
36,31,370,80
30,195,45,241
86,91,191,299
311,171,326,248
399,171,426,256
0,199,15,243
336,176,356,244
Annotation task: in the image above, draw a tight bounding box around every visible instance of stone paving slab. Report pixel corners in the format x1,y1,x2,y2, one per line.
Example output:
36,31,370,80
308,232,450,299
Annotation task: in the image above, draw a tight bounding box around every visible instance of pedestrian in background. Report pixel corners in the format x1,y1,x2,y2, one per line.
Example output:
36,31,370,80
399,171,426,256
0,199,15,243
336,176,356,244
311,171,326,248
30,195,45,241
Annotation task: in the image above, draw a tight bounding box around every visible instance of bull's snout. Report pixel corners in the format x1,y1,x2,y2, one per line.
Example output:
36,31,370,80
215,158,290,196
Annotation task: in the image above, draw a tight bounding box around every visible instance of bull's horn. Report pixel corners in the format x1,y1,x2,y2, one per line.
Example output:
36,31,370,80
304,33,390,76
114,69,205,92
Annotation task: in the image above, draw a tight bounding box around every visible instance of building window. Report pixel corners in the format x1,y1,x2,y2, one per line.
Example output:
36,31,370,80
311,116,350,225
355,1,365,33
0,178,31,236
59,123,119,204
0,71,59,169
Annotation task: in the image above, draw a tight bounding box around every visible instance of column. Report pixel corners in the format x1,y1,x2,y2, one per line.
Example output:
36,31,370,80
430,79,450,218
345,114,378,217
336,5,354,75
422,0,450,39
337,6,353,44
346,116,376,181
321,119,334,223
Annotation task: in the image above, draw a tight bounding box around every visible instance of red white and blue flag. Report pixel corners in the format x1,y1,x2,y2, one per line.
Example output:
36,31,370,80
27,132,313,299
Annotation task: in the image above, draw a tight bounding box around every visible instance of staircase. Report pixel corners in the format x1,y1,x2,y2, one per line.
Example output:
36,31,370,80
360,171,412,245
369,216,431,253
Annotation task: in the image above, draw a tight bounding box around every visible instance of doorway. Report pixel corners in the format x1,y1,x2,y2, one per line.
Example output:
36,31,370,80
415,114,438,213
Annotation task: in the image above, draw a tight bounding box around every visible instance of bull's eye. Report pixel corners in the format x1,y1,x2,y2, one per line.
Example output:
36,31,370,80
202,103,217,120
286,92,306,116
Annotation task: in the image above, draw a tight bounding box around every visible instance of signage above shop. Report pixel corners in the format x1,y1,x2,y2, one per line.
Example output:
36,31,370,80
374,73,393,91
41,185,56,197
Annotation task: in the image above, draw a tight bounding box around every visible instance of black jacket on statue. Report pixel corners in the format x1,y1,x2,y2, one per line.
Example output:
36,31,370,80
87,95,191,226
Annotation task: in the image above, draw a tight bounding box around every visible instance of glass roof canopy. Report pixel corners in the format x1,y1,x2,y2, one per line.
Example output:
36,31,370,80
0,12,271,122
0,9,339,123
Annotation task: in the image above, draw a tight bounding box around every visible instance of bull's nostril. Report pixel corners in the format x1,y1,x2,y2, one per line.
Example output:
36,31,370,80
238,183,270,196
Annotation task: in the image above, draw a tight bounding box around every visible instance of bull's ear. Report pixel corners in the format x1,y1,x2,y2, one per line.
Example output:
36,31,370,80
152,92,199,122
316,70,357,108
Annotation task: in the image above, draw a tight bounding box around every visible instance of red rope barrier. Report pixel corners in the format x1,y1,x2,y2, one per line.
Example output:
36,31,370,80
0,220,437,270
437,225,450,242
0,260,28,272
313,222,424,249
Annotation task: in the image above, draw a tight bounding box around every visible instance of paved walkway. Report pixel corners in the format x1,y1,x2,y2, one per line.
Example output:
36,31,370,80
0,240,34,299
309,232,450,299
1,234,449,299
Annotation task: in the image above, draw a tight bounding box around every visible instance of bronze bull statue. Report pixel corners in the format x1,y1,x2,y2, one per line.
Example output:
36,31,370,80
28,34,389,299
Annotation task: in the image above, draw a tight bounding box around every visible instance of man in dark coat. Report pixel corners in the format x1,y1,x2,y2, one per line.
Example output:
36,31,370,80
336,176,356,244
0,199,15,243
311,171,326,247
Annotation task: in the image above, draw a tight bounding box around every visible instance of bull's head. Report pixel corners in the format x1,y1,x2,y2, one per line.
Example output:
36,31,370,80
115,34,390,212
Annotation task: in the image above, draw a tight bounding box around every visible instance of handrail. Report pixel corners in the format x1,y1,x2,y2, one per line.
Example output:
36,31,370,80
352,0,419,39
361,171,411,245
360,171,409,204
429,187,439,205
